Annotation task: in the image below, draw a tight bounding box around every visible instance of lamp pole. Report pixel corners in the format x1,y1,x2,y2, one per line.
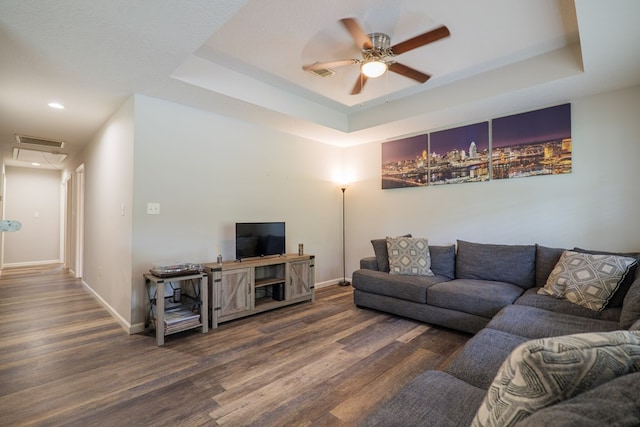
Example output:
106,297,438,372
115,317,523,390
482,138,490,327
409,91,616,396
338,186,350,286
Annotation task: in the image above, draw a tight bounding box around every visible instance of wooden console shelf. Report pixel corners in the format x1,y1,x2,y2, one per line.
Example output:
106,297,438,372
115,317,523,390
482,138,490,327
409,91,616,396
205,254,315,328
255,277,283,287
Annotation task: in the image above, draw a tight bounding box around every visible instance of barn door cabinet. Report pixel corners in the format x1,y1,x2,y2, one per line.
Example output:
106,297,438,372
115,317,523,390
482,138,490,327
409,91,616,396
206,254,314,328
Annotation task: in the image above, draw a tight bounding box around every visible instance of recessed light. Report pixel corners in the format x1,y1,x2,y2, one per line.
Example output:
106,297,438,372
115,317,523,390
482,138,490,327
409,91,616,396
48,102,65,110
31,162,41,166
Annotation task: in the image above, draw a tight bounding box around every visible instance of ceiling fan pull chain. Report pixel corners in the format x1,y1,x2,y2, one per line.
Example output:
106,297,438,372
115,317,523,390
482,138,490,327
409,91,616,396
385,70,390,103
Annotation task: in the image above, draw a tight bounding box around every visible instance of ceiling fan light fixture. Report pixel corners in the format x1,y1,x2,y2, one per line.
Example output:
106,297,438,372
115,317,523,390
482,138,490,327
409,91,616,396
361,60,387,78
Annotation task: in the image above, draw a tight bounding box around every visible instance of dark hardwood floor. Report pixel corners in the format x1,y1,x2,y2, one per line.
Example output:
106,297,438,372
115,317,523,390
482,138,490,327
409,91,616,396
0,265,470,426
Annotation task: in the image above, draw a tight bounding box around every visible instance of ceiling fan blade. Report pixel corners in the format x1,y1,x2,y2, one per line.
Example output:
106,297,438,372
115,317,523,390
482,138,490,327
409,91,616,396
390,25,450,55
340,18,373,49
302,59,359,72
350,74,369,95
388,62,431,83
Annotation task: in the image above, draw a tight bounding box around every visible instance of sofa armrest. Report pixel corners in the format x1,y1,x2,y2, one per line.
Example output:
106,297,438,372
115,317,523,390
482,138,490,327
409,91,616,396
360,257,379,271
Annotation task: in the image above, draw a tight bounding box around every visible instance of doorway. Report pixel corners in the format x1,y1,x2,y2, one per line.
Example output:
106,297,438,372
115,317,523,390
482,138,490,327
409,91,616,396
64,164,84,278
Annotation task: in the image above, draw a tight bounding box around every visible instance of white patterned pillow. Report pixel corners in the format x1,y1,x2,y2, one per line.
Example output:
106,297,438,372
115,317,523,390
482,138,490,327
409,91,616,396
537,250,637,311
471,330,640,427
386,237,433,276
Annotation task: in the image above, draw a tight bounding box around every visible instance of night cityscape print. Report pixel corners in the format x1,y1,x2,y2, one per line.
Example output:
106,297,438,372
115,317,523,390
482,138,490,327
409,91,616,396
429,122,489,185
381,134,428,189
381,103,572,189
492,103,572,179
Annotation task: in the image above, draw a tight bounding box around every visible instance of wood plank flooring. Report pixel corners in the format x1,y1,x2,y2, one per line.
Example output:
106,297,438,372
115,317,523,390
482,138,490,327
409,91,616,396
0,265,471,426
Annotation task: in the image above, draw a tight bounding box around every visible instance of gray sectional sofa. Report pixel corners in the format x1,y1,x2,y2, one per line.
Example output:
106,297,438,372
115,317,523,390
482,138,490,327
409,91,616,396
353,238,640,426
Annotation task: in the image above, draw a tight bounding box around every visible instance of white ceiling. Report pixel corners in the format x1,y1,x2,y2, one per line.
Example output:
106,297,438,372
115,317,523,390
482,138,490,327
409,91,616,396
1,0,639,170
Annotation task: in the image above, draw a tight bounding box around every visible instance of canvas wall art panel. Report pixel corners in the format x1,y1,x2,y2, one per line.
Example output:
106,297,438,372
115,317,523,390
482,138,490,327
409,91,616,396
492,103,572,179
429,121,490,185
381,134,428,189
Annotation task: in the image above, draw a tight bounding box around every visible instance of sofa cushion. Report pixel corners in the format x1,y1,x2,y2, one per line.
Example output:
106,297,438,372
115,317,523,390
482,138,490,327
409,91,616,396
487,305,621,339
574,247,640,307
429,244,456,279
471,330,640,427
360,370,486,427
517,371,640,427
456,240,536,289
539,250,637,311
351,269,447,304
535,244,566,287
353,289,490,334
621,276,640,329
515,288,622,322
428,279,524,318
447,328,529,390
387,236,434,276
371,234,411,272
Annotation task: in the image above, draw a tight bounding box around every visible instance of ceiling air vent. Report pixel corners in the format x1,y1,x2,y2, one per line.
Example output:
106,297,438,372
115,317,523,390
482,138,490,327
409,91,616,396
307,68,335,78
15,134,65,149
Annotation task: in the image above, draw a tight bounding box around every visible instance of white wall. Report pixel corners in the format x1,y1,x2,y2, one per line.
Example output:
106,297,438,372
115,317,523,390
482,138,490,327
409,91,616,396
74,97,134,328
3,166,62,266
344,85,640,276
130,95,344,328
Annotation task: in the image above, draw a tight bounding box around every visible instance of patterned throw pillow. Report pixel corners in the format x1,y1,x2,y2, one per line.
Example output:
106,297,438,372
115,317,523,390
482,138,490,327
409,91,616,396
471,330,640,427
386,237,434,276
537,250,637,311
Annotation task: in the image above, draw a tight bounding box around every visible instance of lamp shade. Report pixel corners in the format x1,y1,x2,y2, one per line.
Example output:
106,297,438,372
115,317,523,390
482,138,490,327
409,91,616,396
361,60,388,78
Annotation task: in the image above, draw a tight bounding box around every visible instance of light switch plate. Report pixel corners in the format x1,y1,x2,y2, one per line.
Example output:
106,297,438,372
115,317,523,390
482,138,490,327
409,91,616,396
147,202,160,215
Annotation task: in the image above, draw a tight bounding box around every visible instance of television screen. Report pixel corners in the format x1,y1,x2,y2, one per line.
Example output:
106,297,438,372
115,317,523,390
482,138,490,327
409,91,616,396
235,222,285,260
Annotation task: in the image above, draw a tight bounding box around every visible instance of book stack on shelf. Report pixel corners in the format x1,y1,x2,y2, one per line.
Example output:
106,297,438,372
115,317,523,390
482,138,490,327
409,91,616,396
162,308,201,334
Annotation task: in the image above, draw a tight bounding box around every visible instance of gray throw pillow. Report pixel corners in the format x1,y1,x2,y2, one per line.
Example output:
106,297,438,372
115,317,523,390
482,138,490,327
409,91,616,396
621,277,640,329
535,244,566,287
456,240,536,289
429,245,456,279
371,234,411,272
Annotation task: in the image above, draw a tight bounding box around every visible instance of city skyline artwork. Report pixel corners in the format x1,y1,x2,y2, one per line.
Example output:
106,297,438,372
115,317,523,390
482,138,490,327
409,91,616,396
381,103,572,189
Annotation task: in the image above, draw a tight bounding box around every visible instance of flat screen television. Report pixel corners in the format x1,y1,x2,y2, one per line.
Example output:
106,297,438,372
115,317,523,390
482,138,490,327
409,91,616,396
235,222,285,260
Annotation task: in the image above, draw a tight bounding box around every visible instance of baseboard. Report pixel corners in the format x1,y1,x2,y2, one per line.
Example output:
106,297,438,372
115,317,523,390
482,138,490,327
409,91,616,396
82,280,142,335
315,277,352,289
2,259,62,268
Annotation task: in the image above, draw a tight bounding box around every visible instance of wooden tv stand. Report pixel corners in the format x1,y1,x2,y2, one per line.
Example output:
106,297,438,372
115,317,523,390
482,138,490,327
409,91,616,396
204,254,314,328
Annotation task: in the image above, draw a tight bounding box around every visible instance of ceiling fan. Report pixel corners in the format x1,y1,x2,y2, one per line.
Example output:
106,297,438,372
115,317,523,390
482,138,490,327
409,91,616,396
303,18,450,95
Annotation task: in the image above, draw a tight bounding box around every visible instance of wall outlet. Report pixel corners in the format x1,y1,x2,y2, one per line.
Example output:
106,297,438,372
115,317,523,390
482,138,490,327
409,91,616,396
146,202,160,215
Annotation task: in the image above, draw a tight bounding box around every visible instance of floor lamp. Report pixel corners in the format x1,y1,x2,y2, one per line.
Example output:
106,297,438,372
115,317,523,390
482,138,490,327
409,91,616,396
338,186,350,286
